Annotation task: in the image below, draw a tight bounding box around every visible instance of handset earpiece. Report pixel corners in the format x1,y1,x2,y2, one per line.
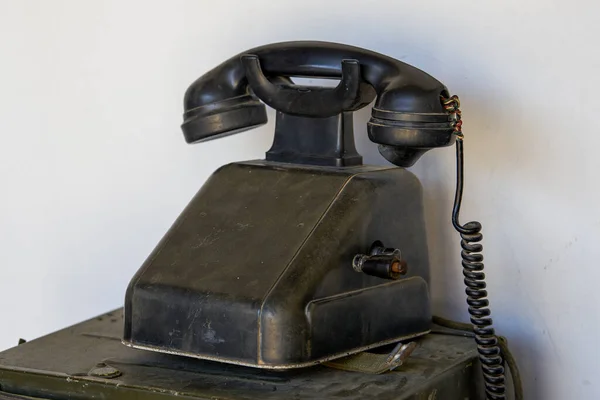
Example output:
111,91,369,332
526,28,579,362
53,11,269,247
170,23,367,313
368,98,456,167
181,94,267,144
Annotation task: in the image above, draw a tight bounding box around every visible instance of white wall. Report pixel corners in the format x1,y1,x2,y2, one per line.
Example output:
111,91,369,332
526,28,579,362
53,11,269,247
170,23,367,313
1,0,598,398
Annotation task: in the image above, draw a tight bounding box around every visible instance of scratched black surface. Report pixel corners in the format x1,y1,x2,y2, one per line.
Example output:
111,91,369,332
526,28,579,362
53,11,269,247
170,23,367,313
0,309,478,400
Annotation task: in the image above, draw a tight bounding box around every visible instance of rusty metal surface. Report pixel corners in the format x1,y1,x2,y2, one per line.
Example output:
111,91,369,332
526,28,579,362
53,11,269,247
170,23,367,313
0,309,481,400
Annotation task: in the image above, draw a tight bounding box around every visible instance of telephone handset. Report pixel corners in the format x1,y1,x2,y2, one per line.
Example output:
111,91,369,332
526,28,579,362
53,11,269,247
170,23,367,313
182,41,455,167
178,42,520,400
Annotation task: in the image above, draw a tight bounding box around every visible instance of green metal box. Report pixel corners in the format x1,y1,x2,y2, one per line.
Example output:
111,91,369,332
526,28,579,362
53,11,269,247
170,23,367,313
0,309,481,399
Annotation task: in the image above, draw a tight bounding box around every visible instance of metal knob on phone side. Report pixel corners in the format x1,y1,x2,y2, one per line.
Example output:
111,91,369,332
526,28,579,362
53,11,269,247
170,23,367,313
352,241,407,280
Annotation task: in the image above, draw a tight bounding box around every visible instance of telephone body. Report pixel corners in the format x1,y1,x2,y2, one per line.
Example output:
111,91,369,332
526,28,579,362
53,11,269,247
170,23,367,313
123,42,513,399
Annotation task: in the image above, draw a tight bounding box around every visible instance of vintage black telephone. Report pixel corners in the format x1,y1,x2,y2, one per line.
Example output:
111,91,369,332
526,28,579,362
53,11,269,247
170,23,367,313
123,42,520,400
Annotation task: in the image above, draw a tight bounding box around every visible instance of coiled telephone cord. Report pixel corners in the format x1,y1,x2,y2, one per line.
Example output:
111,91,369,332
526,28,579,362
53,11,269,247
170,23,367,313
441,95,523,400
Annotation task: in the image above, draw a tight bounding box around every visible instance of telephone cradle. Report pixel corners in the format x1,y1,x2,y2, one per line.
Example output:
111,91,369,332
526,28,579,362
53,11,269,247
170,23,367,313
0,42,520,400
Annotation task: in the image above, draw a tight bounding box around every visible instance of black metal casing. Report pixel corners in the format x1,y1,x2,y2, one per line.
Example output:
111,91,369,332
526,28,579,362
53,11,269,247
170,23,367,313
124,161,431,367
124,41,456,368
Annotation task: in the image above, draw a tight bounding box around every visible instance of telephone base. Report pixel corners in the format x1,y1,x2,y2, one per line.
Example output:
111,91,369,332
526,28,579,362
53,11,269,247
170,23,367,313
124,160,432,367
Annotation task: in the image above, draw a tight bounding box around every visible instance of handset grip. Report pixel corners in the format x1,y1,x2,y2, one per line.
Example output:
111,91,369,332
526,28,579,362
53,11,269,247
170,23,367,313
241,55,367,118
